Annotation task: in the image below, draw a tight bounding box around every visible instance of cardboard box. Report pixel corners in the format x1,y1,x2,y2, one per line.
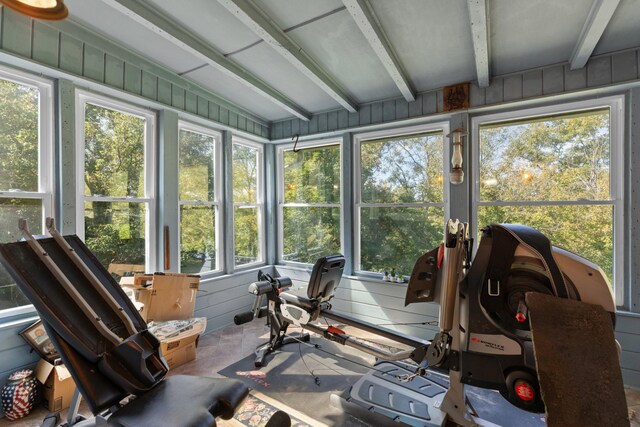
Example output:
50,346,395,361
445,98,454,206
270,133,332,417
34,359,76,412
149,318,206,370
163,341,198,370
122,273,200,322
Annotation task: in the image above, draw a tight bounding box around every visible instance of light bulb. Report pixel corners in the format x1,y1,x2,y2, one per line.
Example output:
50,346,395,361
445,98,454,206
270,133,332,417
18,0,57,7
0,0,68,20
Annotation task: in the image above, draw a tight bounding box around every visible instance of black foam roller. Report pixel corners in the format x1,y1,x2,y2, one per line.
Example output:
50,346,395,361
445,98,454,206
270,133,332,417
234,311,254,325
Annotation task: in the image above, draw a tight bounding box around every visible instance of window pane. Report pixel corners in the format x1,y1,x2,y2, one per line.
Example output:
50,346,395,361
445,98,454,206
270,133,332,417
0,198,42,309
361,133,443,203
234,206,260,266
479,109,610,202
84,201,146,269
180,205,216,273
360,206,444,274
179,129,215,202
284,145,340,204
478,204,613,282
283,207,340,263
0,198,42,242
0,79,39,192
233,144,258,204
84,103,146,197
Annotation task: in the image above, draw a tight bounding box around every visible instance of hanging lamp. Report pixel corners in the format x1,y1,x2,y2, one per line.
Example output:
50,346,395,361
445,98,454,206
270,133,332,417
0,0,68,20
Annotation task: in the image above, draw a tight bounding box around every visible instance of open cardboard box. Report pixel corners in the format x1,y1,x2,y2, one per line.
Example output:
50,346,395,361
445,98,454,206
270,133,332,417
34,359,76,412
148,318,207,369
121,273,200,322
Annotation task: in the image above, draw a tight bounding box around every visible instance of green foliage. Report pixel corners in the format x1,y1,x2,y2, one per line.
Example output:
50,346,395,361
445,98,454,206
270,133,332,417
233,144,258,204
359,133,444,274
178,129,217,273
179,129,215,201
83,104,147,268
233,144,261,265
234,206,259,265
0,80,39,192
283,207,341,263
179,205,216,273
361,133,443,203
282,145,341,263
84,103,145,198
0,79,41,309
360,206,443,273
479,109,614,281
0,199,41,309
284,145,340,204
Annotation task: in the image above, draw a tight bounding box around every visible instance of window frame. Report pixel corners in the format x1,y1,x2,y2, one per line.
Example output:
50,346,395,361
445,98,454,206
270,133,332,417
0,65,54,318
471,95,625,303
177,121,224,275
75,90,157,272
353,122,451,275
232,137,265,270
276,138,343,266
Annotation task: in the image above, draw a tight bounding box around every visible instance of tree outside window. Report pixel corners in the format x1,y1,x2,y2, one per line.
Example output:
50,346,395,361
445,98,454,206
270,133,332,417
179,126,220,274
78,95,154,274
233,140,263,267
0,72,52,311
279,143,341,264
476,105,620,288
357,131,445,275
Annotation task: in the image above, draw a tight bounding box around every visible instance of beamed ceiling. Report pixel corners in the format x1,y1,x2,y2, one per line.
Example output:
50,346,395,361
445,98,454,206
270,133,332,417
63,0,640,123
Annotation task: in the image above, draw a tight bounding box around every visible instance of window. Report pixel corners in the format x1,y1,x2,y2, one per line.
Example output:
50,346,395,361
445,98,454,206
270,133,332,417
355,125,448,275
278,141,342,264
473,97,623,301
0,67,53,312
77,92,155,273
233,138,263,268
178,123,222,274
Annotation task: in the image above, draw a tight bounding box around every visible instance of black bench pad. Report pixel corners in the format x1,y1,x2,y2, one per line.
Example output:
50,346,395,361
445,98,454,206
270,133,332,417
108,375,249,427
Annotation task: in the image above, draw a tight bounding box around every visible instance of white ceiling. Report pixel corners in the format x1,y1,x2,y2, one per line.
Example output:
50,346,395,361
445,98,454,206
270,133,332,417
64,0,640,123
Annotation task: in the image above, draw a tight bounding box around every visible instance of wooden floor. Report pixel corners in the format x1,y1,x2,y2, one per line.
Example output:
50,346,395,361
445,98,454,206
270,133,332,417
3,321,640,426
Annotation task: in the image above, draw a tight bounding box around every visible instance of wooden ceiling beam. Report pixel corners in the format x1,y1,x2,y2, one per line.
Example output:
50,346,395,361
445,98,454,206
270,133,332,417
467,0,491,88
342,0,415,102
102,0,312,121
217,0,358,113
570,0,620,70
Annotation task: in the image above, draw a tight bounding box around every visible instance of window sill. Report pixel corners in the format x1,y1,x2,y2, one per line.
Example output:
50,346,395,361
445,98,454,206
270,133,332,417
0,306,39,330
344,274,409,287
0,304,37,322
198,264,269,284
615,309,640,318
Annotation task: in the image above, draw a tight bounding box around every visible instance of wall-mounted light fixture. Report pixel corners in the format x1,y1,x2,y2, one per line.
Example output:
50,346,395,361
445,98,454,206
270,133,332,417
447,127,467,185
0,0,68,20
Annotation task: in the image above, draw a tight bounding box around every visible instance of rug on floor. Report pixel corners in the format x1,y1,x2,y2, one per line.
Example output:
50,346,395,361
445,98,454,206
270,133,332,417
228,390,326,427
218,336,373,427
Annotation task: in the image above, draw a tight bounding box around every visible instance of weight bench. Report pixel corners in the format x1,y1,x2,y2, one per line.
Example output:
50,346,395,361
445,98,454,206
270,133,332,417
0,218,289,427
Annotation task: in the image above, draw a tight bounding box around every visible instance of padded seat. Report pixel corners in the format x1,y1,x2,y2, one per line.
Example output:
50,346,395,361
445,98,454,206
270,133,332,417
279,254,346,312
108,375,249,427
279,292,317,310
278,254,345,322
